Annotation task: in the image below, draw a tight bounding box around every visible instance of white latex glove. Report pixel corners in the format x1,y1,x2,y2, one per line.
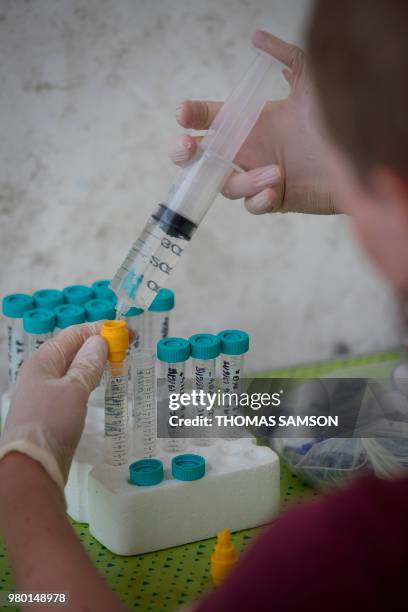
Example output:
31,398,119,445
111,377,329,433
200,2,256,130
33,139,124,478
170,30,337,215
0,323,107,492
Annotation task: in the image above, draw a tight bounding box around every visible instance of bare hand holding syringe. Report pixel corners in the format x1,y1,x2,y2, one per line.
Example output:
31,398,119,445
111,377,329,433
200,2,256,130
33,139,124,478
111,47,280,317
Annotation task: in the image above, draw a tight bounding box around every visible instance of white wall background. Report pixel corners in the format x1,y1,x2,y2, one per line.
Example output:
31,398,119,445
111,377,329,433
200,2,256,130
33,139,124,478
0,0,401,387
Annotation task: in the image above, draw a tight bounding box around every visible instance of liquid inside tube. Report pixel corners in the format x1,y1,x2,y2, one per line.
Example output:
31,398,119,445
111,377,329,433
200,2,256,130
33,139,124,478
104,362,129,466
111,204,196,312
131,351,156,458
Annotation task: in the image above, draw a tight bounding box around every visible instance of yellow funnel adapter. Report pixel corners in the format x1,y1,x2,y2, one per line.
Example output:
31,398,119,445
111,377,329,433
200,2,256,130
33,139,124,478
210,529,238,586
101,320,129,363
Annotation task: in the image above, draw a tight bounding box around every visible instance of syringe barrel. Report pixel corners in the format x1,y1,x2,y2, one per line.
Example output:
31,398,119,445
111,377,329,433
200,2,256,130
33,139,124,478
104,359,129,466
164,49,277,226
110,48,279,312
165,150,232,226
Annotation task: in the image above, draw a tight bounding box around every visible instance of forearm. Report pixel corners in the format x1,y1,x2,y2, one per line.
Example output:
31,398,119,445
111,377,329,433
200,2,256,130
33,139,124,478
0,452,126,612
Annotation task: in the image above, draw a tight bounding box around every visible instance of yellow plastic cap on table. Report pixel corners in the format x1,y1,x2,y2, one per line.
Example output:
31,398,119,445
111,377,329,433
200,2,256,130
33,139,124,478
210,529,238,586
101,320,129,363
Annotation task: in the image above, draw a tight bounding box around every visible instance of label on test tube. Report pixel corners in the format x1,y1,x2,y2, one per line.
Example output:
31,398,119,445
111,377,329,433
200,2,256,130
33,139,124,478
220,354,244,416
166,362,185,395
8,322,25,383
2,294,34,384
105,368,129,466
131,352,156,458
110,49,280,312
164,362,186,453
218,330,249,432
28,332,53,354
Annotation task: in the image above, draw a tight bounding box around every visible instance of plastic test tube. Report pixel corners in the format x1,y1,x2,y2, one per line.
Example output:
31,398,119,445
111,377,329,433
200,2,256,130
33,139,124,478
85,299,116,405
131,350,157,458
218,330,249,434
101,320,130,466
157,337,190,453
111,48,280,314
33,288,64,311
54,304,85,331
145,288,174,351
23,308,56,355
2,294,34,385
189,333,221,446
125,306,145,352
62,284,94,306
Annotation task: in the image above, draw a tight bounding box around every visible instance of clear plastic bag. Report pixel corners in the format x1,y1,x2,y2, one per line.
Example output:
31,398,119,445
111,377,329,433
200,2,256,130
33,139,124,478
268,360,408,489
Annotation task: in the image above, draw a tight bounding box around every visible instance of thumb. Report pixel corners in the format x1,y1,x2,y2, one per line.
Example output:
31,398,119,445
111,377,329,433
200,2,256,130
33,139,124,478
64,335,108,397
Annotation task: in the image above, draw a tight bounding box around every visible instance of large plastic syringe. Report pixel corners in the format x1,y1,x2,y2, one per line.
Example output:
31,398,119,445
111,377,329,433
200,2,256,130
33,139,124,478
112,48,277,316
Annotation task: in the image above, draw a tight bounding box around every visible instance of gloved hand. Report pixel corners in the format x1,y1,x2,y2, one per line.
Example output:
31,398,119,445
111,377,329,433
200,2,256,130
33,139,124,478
0,323,107,492
170,30,337,215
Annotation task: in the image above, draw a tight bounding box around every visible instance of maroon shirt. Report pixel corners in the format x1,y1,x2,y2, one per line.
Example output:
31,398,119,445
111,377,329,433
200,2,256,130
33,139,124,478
196,474,408,611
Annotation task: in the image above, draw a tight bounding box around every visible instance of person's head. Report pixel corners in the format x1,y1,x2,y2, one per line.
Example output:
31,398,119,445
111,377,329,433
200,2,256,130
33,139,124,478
307,0,408,298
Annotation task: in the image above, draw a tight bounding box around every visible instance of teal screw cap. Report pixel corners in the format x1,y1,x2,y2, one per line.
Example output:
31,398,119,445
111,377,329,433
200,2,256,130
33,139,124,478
125,306,144,317
148,288,175,312
129,459,164,487
217,330,249,356
2,294,34,318
172,454,205,481
54,304,85,328
157,337,190,363
33,289,64,310
91,280,116,302
23,308,55,334
84,299,116,322
189,333,221,360
63,285,94,306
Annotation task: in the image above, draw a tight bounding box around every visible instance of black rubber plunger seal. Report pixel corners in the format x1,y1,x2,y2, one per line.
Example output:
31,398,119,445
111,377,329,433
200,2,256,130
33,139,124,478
153,204,197,240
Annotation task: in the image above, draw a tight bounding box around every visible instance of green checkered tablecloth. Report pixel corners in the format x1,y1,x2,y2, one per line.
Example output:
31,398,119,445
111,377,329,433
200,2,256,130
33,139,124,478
0,349,402,611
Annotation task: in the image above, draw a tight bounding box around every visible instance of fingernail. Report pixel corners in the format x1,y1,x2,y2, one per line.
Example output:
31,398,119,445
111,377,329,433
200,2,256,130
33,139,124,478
252,167,280,188
248,191,272,213
175,104,184,123
170,139,192,163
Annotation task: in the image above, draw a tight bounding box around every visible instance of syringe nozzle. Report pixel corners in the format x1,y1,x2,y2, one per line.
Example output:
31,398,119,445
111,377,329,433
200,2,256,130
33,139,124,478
115,301,127,320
